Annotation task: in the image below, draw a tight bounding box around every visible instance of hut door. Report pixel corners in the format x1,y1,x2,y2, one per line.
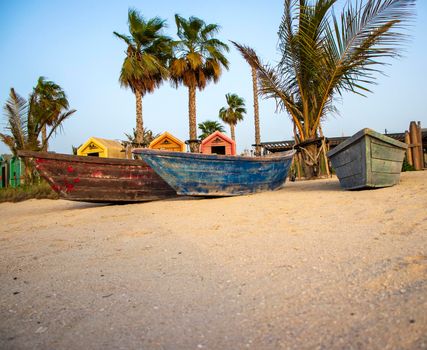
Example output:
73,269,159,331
1,166,5,188
211,146,226,155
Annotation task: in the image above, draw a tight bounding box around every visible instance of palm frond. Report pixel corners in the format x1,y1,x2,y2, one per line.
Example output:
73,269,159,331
231,41,260,68
0,133,17,155
42,109,76,149
309,0,415,134
3,88,28,152
171,15,229,90
113,31,134,47
201,23,220,39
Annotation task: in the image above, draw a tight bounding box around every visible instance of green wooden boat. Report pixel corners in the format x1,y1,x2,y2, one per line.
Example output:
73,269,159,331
327,128,408,190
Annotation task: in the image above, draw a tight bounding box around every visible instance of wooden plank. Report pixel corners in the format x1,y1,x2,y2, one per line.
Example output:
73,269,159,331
337,174,367,190
410,121,422,170
405,131,413,165
64,187,176,200
37,161,157,180
371,159,404,174
369,172,401,188
333,159,364,180
370,140,406,162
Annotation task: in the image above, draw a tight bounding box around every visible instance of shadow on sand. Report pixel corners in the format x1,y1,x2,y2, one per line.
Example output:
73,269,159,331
285,178,343,192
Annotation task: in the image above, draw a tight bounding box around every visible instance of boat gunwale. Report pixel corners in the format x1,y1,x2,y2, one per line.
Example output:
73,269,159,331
327,128,407,158
133,148,295,163
17,151,147,166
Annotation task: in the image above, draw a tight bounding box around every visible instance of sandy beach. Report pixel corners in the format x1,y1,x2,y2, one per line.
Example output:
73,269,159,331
0,171,426,349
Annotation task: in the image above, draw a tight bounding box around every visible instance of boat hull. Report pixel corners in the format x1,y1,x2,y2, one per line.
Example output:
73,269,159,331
327,128,408,190
133,149,295,196
18,151,177,202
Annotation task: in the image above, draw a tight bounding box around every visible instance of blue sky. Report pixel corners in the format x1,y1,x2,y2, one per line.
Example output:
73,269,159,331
0,0,426,155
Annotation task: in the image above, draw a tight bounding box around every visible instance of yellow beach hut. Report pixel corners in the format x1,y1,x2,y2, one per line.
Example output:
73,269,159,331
77,137,126,159
149,132,185,152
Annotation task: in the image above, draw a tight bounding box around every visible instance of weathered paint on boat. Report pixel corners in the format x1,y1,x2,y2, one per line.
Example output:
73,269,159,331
18,151,177,202
133,149,295,196
327,128,408,190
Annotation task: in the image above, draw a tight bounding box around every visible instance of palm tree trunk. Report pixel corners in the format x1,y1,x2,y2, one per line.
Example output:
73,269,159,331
135,90,144,146
41,125,48,152
188,86,198,152
230,124,235,142
300,144,319,179
293,121,321,179
22,158,35,185
251,66,261,156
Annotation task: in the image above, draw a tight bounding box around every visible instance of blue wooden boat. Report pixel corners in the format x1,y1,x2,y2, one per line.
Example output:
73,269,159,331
133,149,295,196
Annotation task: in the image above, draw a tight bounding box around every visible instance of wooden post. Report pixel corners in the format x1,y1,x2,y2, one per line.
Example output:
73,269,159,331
404,131,413,166
297,152,302,180
317,125,330,178
321,138,331,178
409,121,422,170
418,121,424,168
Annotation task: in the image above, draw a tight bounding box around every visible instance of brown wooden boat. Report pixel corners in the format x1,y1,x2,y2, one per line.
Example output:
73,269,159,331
18,151,177,203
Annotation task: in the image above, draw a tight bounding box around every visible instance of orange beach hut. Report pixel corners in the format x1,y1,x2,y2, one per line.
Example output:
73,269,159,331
149,132,185,152
200,131,236,155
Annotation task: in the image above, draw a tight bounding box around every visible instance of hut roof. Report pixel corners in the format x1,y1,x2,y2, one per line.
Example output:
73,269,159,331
78,137,123,152
90,137,124,150
149,132,185,151
201,131,235,146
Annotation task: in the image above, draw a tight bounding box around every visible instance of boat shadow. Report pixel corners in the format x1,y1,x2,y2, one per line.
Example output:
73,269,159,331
61,195,203,209
62,201,114,209
61,181,346,209
285,178,343,192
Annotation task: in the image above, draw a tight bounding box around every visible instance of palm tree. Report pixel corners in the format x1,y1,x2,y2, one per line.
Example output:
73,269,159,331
198,120,225,140
114,9,171,146
123,127,158,146
32,77,70,151
0,88,75,183
231,42,262,156
169,15,229,152
238,0,414,178
122,127,159,158
219,93,246,142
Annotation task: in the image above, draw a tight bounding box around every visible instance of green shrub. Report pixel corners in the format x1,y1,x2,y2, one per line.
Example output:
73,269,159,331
0,180,58,202
402,157,415,172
